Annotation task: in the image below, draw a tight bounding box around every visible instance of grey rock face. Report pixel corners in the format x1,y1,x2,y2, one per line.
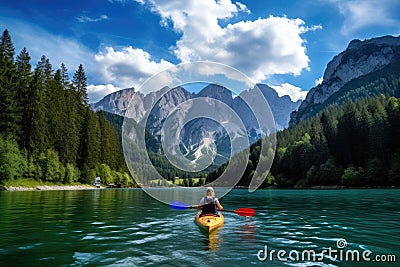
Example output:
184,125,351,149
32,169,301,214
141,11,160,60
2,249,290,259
293,35,400,123
92,82,301,164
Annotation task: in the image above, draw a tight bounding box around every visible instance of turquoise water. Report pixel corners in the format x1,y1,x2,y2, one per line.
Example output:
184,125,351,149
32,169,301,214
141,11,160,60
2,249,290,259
0,189,399,266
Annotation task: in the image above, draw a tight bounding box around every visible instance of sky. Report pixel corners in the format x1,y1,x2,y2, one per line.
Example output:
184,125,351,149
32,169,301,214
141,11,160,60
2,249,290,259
1,0,399,102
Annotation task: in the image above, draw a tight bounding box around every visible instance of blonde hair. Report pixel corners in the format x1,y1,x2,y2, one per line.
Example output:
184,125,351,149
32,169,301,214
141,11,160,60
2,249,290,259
206,187,214,197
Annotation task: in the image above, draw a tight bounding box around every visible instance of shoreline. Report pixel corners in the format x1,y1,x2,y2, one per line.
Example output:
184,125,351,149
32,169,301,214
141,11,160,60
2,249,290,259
1,185,102,191
2,185,398,191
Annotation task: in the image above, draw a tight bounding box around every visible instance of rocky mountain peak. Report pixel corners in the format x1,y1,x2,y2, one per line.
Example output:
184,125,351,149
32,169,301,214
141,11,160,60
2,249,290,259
291,35,400,124
347,35,400,50
196,83,234,106
91,87,139,116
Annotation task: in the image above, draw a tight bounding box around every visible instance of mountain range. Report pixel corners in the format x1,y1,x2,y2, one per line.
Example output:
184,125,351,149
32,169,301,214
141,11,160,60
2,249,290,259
92,83,301,130
92,83,301,166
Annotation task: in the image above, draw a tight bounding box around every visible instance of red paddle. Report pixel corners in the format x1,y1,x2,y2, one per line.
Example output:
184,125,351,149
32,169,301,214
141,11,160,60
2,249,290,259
222,208,255,217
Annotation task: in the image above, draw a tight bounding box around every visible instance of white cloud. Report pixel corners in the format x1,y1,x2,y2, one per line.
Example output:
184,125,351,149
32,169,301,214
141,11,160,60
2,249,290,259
315,77,323,86
94,46,174,89
77,14,109,23
271,83,307,102
88,84,121,102
235,2,250,14
1,0,322,103
331,0,398,35
142,0,318,84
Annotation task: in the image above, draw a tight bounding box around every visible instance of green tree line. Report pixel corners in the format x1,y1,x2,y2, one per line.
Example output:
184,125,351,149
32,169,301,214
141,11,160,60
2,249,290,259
208,85,400,188
0,29,133,186
272,95,400,187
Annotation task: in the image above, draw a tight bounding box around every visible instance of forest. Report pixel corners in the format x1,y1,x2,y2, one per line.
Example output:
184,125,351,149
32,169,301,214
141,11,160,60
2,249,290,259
0,29,133,187
208,77,400,187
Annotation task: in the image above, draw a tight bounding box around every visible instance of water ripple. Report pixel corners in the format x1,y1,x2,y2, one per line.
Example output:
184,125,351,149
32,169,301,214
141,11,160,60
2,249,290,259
0,189,399,267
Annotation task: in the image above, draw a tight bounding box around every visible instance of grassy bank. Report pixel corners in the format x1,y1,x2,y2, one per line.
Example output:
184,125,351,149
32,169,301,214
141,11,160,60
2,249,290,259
1,178,89,189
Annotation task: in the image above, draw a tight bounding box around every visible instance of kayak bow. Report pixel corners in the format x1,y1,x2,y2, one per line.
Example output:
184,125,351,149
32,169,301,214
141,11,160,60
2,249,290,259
194,211,224,233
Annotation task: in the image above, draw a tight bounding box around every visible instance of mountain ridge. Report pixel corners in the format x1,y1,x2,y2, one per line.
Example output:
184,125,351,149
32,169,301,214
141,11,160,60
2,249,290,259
291,35,400,124
92,83,301,130
93,83,301,167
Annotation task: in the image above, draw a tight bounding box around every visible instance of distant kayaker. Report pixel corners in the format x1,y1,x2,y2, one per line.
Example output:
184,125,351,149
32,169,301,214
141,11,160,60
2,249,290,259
197,187,223,216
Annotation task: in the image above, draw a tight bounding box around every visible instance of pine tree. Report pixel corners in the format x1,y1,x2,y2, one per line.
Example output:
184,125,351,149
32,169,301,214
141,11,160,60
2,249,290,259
336,102,357,165
15,47,32,149
27,56,52,155
62,87,82,165
60,63,69,89
58,63,82,165
97,111,125,171
79,108,101,175
47,69,66,156
35,55,53,85
72,64,88,106
0,29,19,138
0,29,15,60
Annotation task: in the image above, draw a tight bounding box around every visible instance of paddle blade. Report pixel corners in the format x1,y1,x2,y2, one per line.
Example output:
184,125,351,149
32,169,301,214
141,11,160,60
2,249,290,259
235,208,255,217
170,200,190,210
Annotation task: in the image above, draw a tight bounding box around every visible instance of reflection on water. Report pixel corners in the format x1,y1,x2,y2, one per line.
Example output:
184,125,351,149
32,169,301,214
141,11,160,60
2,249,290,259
238,221,256,242
207,228,223,252
0,189,399,266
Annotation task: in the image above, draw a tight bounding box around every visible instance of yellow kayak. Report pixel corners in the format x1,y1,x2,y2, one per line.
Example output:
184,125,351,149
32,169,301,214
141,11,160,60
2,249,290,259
194,211,224,233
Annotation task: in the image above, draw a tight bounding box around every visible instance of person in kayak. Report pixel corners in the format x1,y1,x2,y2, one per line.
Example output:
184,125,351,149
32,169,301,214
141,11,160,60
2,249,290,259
197,187,223,216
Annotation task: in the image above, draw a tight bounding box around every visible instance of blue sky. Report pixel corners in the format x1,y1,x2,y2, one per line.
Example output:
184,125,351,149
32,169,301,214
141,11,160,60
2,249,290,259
1,0,399,102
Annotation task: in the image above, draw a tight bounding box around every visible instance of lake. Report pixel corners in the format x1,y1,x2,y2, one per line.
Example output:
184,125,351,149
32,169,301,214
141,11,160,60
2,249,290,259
0,189,399,266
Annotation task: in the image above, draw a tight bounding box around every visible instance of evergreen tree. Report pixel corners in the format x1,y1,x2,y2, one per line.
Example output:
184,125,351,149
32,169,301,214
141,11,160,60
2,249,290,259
318,157,343,185
98,111,123,170
386,97,400,153
79,108,101,182
0,29,19,138
72,64,88,106
0,29,14,59
336,102,357,165
366,158,386,186
60,63,69,89
15,47,32,148
27,56,52,155
61,64,82,165
62,87,81,165
368,100,389,166
47,69,66,156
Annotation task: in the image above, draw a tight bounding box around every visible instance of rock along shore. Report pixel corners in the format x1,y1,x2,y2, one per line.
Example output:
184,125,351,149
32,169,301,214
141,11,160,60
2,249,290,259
3,185,100,191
